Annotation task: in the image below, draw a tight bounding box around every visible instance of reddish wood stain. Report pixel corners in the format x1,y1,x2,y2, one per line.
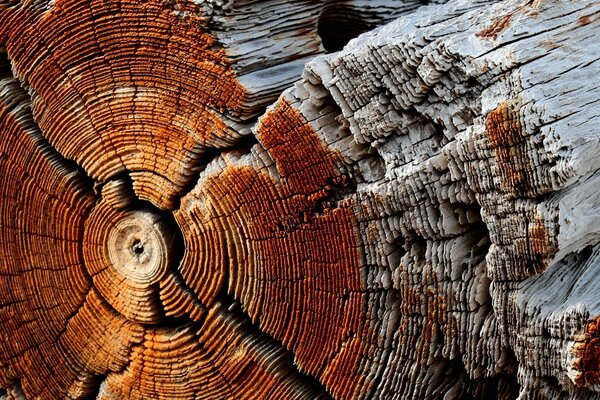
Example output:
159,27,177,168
477,14,514,40
578,15,591,26
573,317,600,387
529,216,550,255
0,94,103,398
486,102,558,275
476,2,541,40
256,99,339,194
178,99,375,398
485,101,534,197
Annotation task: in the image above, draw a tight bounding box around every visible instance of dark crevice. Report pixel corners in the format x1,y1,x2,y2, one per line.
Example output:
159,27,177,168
151,269,208,330
132,240,144,255
1,378,25,399
576,244,594,263
318,3,376,52
57,157,97,195
130,197,189,326
151,312,203,330
163,268,208,313
317,2,442,53
217,292,333,400
134,200,185,271
0,64,99,288
493,358,520,400
451,356,519,400
0,58,98,199
465,76,479,88
317,174,357,214
276,173,356,235
93,170,132,197
88,373,107,400
174,133,259,209
0,51,12,80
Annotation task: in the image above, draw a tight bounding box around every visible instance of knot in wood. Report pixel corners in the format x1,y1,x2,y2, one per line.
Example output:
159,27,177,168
107,210,173,285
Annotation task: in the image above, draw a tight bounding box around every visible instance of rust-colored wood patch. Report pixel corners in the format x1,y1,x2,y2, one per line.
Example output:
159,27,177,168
176,98,375,398
0,0,246,209
572,317,600,388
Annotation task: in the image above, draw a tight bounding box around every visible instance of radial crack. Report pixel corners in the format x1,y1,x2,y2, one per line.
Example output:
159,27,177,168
217,292,333,400
0,73,97,198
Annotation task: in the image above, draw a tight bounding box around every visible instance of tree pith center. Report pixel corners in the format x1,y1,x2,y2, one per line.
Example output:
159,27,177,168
107,210,173,285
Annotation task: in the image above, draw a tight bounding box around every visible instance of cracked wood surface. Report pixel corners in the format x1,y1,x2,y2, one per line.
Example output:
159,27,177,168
0,0,599,399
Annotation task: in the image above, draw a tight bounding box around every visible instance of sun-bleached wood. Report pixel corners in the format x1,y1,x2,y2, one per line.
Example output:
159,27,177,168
0,0,598,399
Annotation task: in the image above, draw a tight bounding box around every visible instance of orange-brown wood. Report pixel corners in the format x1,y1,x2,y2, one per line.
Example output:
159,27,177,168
175,99,376,398
1,0,598,399
0,2,379,398
0,0,246,210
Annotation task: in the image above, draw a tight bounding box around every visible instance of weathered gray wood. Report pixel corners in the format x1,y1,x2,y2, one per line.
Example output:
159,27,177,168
281,0,600,397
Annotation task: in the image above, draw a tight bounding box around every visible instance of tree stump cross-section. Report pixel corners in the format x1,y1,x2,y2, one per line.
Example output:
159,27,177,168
0,0,599,399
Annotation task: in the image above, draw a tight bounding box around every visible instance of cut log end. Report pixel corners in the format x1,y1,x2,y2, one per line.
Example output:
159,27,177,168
0,0,599,399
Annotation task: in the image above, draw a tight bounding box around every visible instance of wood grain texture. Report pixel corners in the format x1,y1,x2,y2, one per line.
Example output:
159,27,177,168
0,0,598,399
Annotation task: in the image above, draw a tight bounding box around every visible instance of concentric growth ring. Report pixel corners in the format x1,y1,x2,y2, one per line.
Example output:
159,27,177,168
83,181,178,324
107,210,173,285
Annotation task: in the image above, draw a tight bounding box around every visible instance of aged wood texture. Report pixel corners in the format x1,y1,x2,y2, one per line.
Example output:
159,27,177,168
0,0,599,399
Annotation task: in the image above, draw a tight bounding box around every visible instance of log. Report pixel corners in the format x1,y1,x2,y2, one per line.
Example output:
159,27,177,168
0,0,598,399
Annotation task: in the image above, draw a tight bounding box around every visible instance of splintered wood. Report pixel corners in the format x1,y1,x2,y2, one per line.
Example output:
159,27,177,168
0,0,598,399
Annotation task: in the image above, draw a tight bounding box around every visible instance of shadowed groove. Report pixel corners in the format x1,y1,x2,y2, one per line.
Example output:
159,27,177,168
218,292,333,400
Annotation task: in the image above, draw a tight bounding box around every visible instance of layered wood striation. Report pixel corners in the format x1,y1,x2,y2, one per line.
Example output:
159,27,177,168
0,76,143,399
98,304,330,400
0,0,434,398
0,0,599,399
175,98,377,398
291,0,599,397
0,0,248,209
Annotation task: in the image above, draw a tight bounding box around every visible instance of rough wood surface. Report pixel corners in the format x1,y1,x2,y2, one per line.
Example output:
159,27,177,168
0,0,598,399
